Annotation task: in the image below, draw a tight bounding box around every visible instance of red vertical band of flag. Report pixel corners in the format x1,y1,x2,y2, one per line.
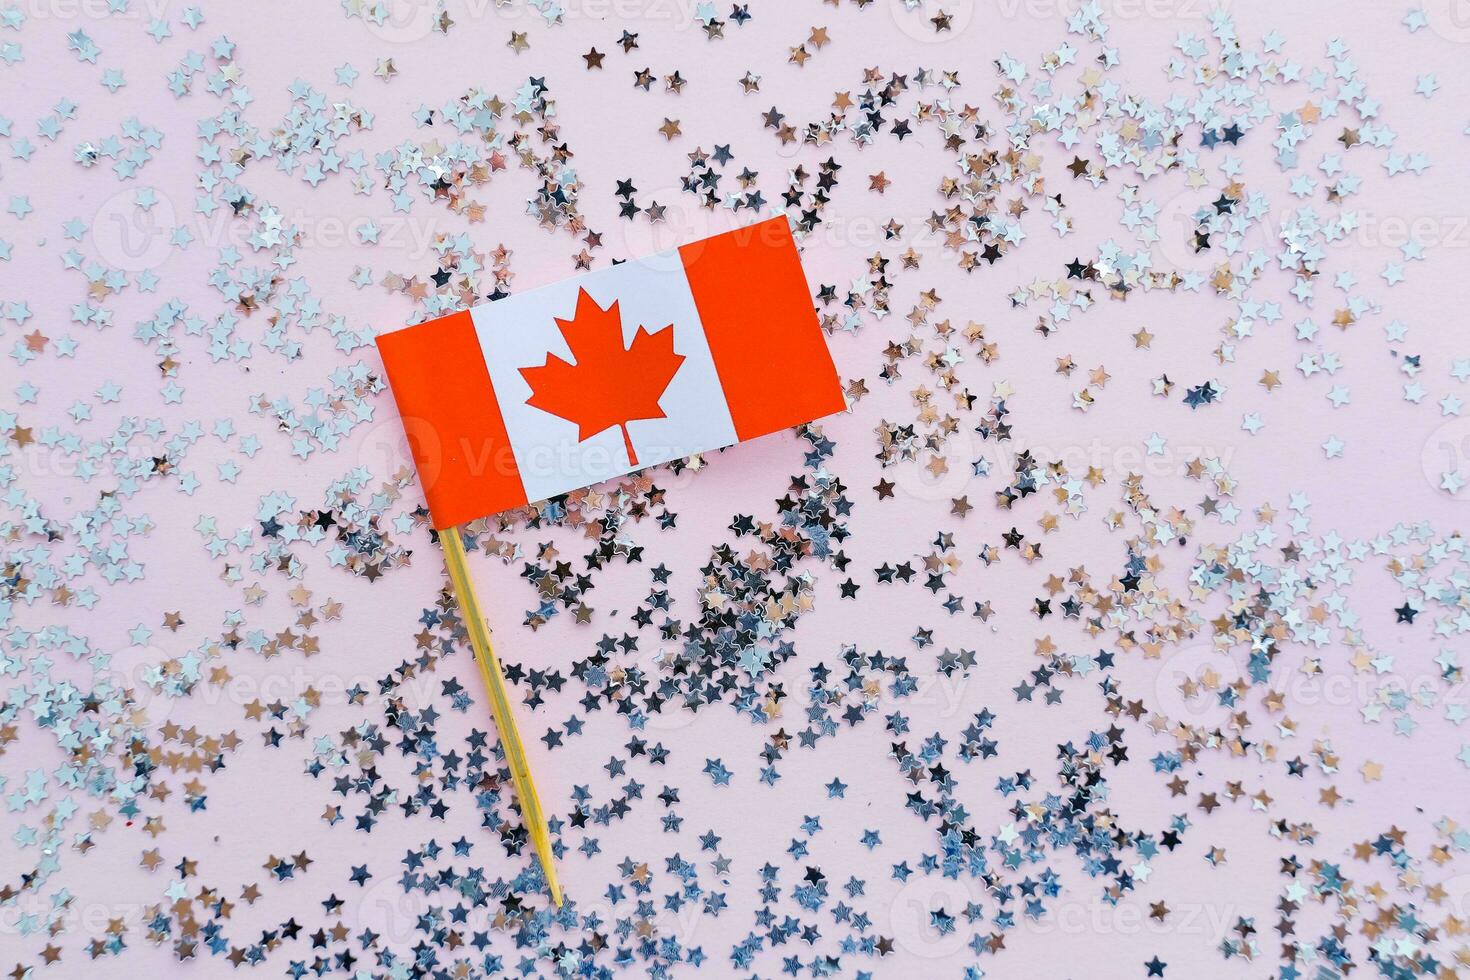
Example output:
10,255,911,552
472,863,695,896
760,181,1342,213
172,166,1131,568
376,310,527,528
679,218,845,441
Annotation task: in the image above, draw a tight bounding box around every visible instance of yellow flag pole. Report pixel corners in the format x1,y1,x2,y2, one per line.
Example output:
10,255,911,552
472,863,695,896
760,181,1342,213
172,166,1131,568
439,524,563,907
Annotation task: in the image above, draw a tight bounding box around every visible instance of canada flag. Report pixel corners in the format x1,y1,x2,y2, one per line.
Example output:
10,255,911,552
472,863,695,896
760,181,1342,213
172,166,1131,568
377,217,845,529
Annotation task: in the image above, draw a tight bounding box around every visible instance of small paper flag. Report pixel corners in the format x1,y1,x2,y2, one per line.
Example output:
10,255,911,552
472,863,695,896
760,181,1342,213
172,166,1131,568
377,216,845,529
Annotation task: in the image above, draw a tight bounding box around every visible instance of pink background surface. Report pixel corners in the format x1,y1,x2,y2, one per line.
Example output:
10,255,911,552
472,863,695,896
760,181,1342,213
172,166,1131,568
4,0,1470,976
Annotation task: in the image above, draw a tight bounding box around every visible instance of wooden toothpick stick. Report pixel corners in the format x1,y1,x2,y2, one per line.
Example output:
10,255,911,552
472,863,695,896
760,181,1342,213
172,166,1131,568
439,525,563,906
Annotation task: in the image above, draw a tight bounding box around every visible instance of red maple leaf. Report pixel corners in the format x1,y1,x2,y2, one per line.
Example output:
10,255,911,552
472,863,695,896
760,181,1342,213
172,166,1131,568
519,288,685,467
